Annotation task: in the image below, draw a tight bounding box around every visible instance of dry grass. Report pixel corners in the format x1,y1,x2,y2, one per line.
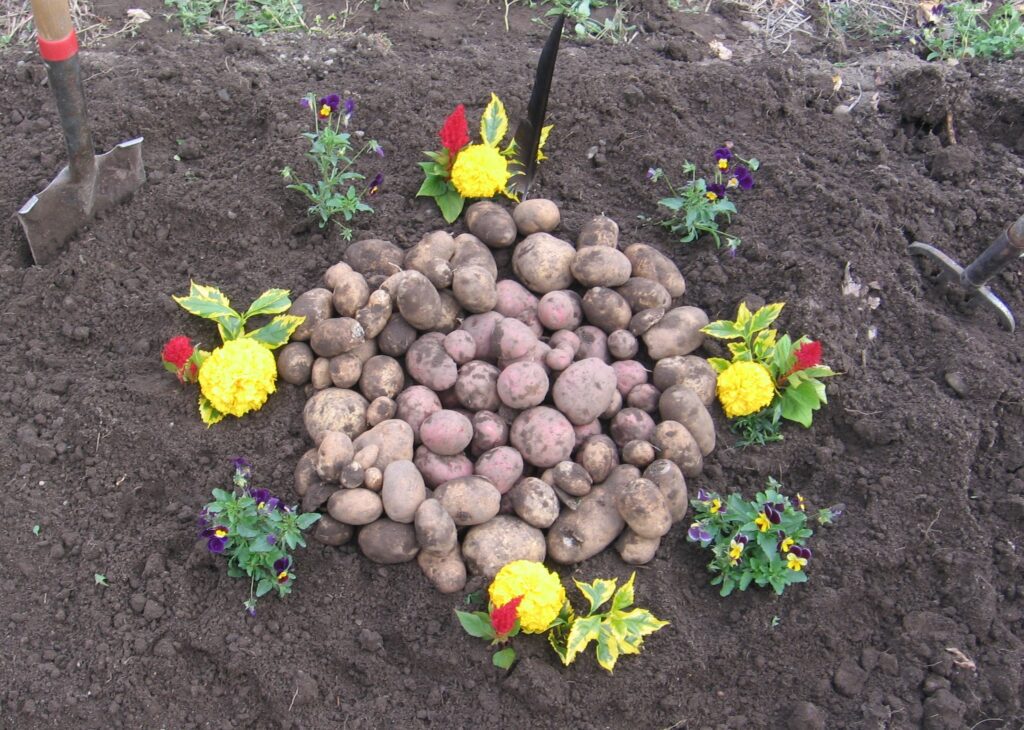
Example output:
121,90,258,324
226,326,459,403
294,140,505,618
726,0,919,46
0,0,134,47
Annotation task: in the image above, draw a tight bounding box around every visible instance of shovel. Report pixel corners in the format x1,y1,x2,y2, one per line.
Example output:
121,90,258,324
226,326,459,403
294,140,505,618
17,0,145,265
908,213,1024,331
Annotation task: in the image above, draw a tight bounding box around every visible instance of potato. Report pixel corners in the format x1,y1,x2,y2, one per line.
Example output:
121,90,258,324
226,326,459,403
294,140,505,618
396,385,442,441
466,200,518,248
512,232,576,294
537,290,584,331
374,315,414,357
294,448,319,498
659,385,716,456
574,325,608,362
600,389,623,420
492,317,538,361
358,519,419,564
342,238,405,280
462,516,547,577
327,488,383,525
419,410,474,456
607,330,638,360
381,459,427,523
352,419,415,471
310,318,365,358
392,270,442,331
615,528,660,565
316,431,354,482
288,288,334,342
455,360,501,411
461,311,504,362
353,444,380,470
623,243,686,297
366,396,397,427
653,355,717,407
510,406,575,468
622,439,656,468
277,342,314,386
629,307,666,336
552,358,618,425
544,344,574,371
405,333,459,392
471,410,509,454
443,330,477,365
653,420,703,477
311,358,332,389
358,355,404,401
339,462,365,489
323,262,353,290
571,246,632,288
404,230,456,289
493,278,537,317
573,419,602,447
615,478,672,538
364,467,383,491
576,435,619,484
452,265,498,314
417,547,467,593
612,359,648,398
331,270,370,318
414,498,459,555
508,477,560,528
644,459,687,522
552,460,593,497
304,388,369,443
497,361,549,409
414,445,474,488
577,214,619,249
302,482,335,513
356,289,393,340
434,476,502,526
610,408,657,446
451,233,498,280
350,340,379,365
474,446,524,494
547,486,626,564
582,287,632,334
627,383,661,413
642,306,709,360
513,198,560,236
312,514,354,547
549,329,581,353
616,277,672,312
433,289,463,336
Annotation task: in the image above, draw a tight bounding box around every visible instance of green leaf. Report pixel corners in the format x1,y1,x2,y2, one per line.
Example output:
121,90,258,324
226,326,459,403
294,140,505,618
256,578,274,597
296,513,321,530
780,380,824,427
748,302,785,333
417,174,448,198
456,610,495,640
245,315,306,350
612,608,669,640
436,187,465,223
199,394,226,426
701,320,743,340
574,577,617,614
595,624,621,672
492,647,516,670
707,357,731,374
479,93,509,147
610,573,636,612
243,289,293,319
563,615,602,666
173,282,242,327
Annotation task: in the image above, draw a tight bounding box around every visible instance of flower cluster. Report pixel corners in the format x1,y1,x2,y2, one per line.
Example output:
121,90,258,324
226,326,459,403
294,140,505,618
702,301,837,445
418,94,551,223
169,282,304,425
686,480,840,596
283,92,384,240
648,143,758,251
456,561,666,673
199,458,321,615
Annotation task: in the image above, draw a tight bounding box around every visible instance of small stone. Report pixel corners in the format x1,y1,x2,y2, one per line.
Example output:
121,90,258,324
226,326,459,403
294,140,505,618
129,594,146,614
943,370,967,397
923,674,951,695
921,688,965,729
878,652,899,676
357,628,383,653
833,657,867,697
142,599,164,620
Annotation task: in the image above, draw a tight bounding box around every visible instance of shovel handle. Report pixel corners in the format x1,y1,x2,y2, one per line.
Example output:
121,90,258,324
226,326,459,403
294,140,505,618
31,0,76,60
962,212,1024,288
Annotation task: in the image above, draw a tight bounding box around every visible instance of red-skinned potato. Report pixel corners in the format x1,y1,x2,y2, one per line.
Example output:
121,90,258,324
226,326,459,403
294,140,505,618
405,333,459,392
414,445,474,488
395,385,442,442
510,406,575,468
537,290,584,331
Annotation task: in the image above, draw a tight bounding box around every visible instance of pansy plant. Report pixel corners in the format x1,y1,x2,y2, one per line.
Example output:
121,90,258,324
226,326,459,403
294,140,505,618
200,458,321,615
687,480,843,596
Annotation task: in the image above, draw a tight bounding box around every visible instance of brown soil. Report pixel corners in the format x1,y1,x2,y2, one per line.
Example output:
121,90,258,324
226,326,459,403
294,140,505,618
2,1,1023,727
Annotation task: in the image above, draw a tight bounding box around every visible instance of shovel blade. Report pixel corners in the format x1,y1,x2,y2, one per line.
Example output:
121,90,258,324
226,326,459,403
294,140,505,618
18,136,145,265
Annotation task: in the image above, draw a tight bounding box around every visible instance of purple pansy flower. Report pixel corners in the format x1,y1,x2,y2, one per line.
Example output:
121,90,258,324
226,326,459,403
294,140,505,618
696,488,711,502
791,545,812,560
369,172,384,195
734,165,755,190
202,525,229,553
266,534,277,546
688,522,713,543
713,146,733,162
764,504,782,525
707,182,727,200
274,556,291,583
299,97,311,109
344,97,356,116
317,94,341,118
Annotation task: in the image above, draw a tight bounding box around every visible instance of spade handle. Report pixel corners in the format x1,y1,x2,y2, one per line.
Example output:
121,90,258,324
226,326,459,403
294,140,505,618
30,0,73,41
962,213,1024,289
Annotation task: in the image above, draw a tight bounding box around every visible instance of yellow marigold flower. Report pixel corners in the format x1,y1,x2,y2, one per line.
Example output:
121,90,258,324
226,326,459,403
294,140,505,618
716,360,775,418
450,143,510,199
199,338,278,418
787,553,807,572
488,560,565,634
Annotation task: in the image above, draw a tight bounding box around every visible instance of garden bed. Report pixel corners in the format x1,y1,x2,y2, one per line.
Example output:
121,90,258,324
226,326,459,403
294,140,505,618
1,0,1023,726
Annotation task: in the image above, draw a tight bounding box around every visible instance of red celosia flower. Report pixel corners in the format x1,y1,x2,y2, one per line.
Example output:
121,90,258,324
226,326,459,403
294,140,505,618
489,595,523,638
162,336,197,383
439,104,470,157
789,340,822,376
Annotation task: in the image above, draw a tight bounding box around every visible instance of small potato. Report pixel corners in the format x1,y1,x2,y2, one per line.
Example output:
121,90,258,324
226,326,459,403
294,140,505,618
513,198,561,236
452,265,498,314
474,446,524,494
552,460,593,497
340,462,365,489
417,547,467,593
601,464,643,493
600,389,623,420
628,307,666,336
395,386,442,441
576,435,619,484
495,280,540,320
328,353,361,389
377,315,418,357
288,288,334,342
572,419,602,447
653,356,718,407
466,200,518,248
537,290,584,331
544,344,574,371
356,289,393,340
616,528,660,565
462,516,547,577
451,233,498,280
381,459,427,523
434,476,502,526
294,448,319,498
352,419,415,471
576,214,619,249
607,330,638,360
304,388,369,443
310,318,365,358
571,246,632,288
642,306,709,360
316,431,354,482
331,270,370,318
546,486,626,564
615,479,672,538
623,243,686,297
349,339,378,364
471,410,509,454
622,439,656,468
659,385,716,456
414,445,474,488
461,311,504,363
323,262,353,290
443,330,477,364
549,329,581,353
610,408,657,446
405,333,459,392
455,360,502,412
627,383,661,413
508,477,560,528
414,498,459,555
644,459,688,522
404,230,456,289
432,290,463,334
364,467,383,491
342,238,405,280
612,360,649,398
574,325,608,362
312,515,354,547
493,317,538,361
327,488,383,525
510,406,576,468
359,355,404,400
582,287,632,334
277,342,314,386
497,361,549,409
552,358,618,425
302,482,335,513
512,232,576,294
420,410,474,456
311,358,332,390
358,519,419,564
616,277,672,312
653,420,703,477
366,396,397,427
396,270,442,331
353,445,380,470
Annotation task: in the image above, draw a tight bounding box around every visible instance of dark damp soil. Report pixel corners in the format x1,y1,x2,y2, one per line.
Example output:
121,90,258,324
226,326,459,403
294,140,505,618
1,1,1023,727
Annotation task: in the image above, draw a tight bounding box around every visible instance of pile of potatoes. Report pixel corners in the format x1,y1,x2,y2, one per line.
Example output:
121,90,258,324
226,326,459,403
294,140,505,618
279,199,719,593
